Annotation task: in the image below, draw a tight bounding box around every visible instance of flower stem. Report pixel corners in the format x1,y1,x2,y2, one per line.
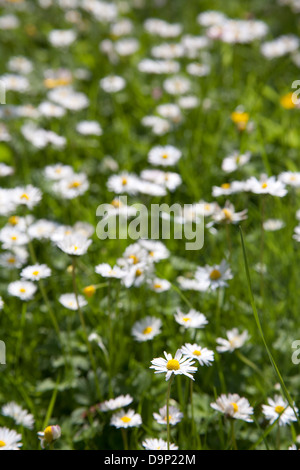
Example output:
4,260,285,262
71,257,101,400
166,376,174,451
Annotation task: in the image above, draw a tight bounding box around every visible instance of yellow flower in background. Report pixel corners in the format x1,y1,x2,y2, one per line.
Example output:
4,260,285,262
280,92,296,109
231,110,250,131
83,285,96,298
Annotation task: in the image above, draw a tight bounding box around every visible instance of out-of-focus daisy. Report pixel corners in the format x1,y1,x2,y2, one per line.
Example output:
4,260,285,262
222,151,251,173
110,409,142,428
53,172,89,199
150,350,197,381
48,29,76,47
211,394,254,422
163,76,191,95
95,263,125,279
175,308,208,329
262,396,298,427
8,280,37,301
153,405,183,426
107,172,140,195
0,297,3,310
148,145,182,167
59,293,87,311
131,316,162,342
76,121,102,136
56,234,92,256
246,176,287,197
0,427,22,450
216,328,249,353
12,185,42,209
263,219,285,231
195,260,233,290
1,402,34,430
279,171,300,187
21,264,51,281
212,201,248,224
100,75,126,93
148,278,171,293
142,437,178,450
99,395,133,412
212,181,247,197
0,163,14,177
181,343,214,366
44,163,74,181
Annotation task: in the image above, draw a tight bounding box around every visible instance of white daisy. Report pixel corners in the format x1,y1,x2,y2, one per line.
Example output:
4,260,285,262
262,395,298,427
1,402,34,430
216,328,249,353
142,437,178,450
0,427,22,450
150,350,197,381
175,309,208,329
153,405,183,425
110,409,142,428
181,343,214,366
195,260,233,290
7,280,37,301
99,395,133,412
131,316,162,342
56,234,92,256
95,263,125,279
148,145,182,167
21,264,51,281
59,293,88,311
211,394,254,422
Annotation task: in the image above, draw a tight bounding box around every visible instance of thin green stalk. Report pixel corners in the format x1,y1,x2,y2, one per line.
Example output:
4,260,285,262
239,226,300,424
15,302,27,371
71,257,102,400
166,376,174,451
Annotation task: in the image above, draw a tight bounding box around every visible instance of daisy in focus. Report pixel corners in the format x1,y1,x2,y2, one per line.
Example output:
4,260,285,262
262,395,298,427
181,343,214,366
150,350,197,381
211,394,254,422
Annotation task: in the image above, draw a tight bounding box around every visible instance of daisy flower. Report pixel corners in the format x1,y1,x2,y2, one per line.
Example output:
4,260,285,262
195,260,233,290
142,438,178,450
153,405,183,425
211,394,254,422
262,395,298,427
8,280,37,301
181,343,214,366
174,309,208,329
148,145,182,167
38,425,61,449
100,75,126,93
59,293,87,311
1,402,34,430
56,234,92,256
21,264,51,281
0,427,22,450
99,395,133,412
148,278,171,293
216,328,249,353
246,176,287,197
0,297,3,310
150,350,197,381
131,316,162,342
110,409,142,429
95,263,125,279
12,185,42,209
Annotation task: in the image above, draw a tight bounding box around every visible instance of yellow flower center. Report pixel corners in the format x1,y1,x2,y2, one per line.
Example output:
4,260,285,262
32,271,39,276
129,255,139,264
231,111,249,124
210,269,221,281
162,154,169,159
193,350,202,356
111,199,121,208
121,416,131,423
44,426,54,443
68,181,81,189
74,246,78,251
167,359,180,370
0,440,6,447
262,183,268,189
222,209,233,221
19,288,26,293
9,216,19,226
231,402,239,413
122,178,128,186
8,257,16,264
154,283,162,289
183,317,191,322
275,405,285,414
135,269,143,277
143,326,153,335
221,183,231,190
20,193,29,200
11,236,17,241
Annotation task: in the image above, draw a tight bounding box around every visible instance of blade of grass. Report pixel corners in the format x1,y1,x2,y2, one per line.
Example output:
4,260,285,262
43,374,61,429
239,226,299,424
